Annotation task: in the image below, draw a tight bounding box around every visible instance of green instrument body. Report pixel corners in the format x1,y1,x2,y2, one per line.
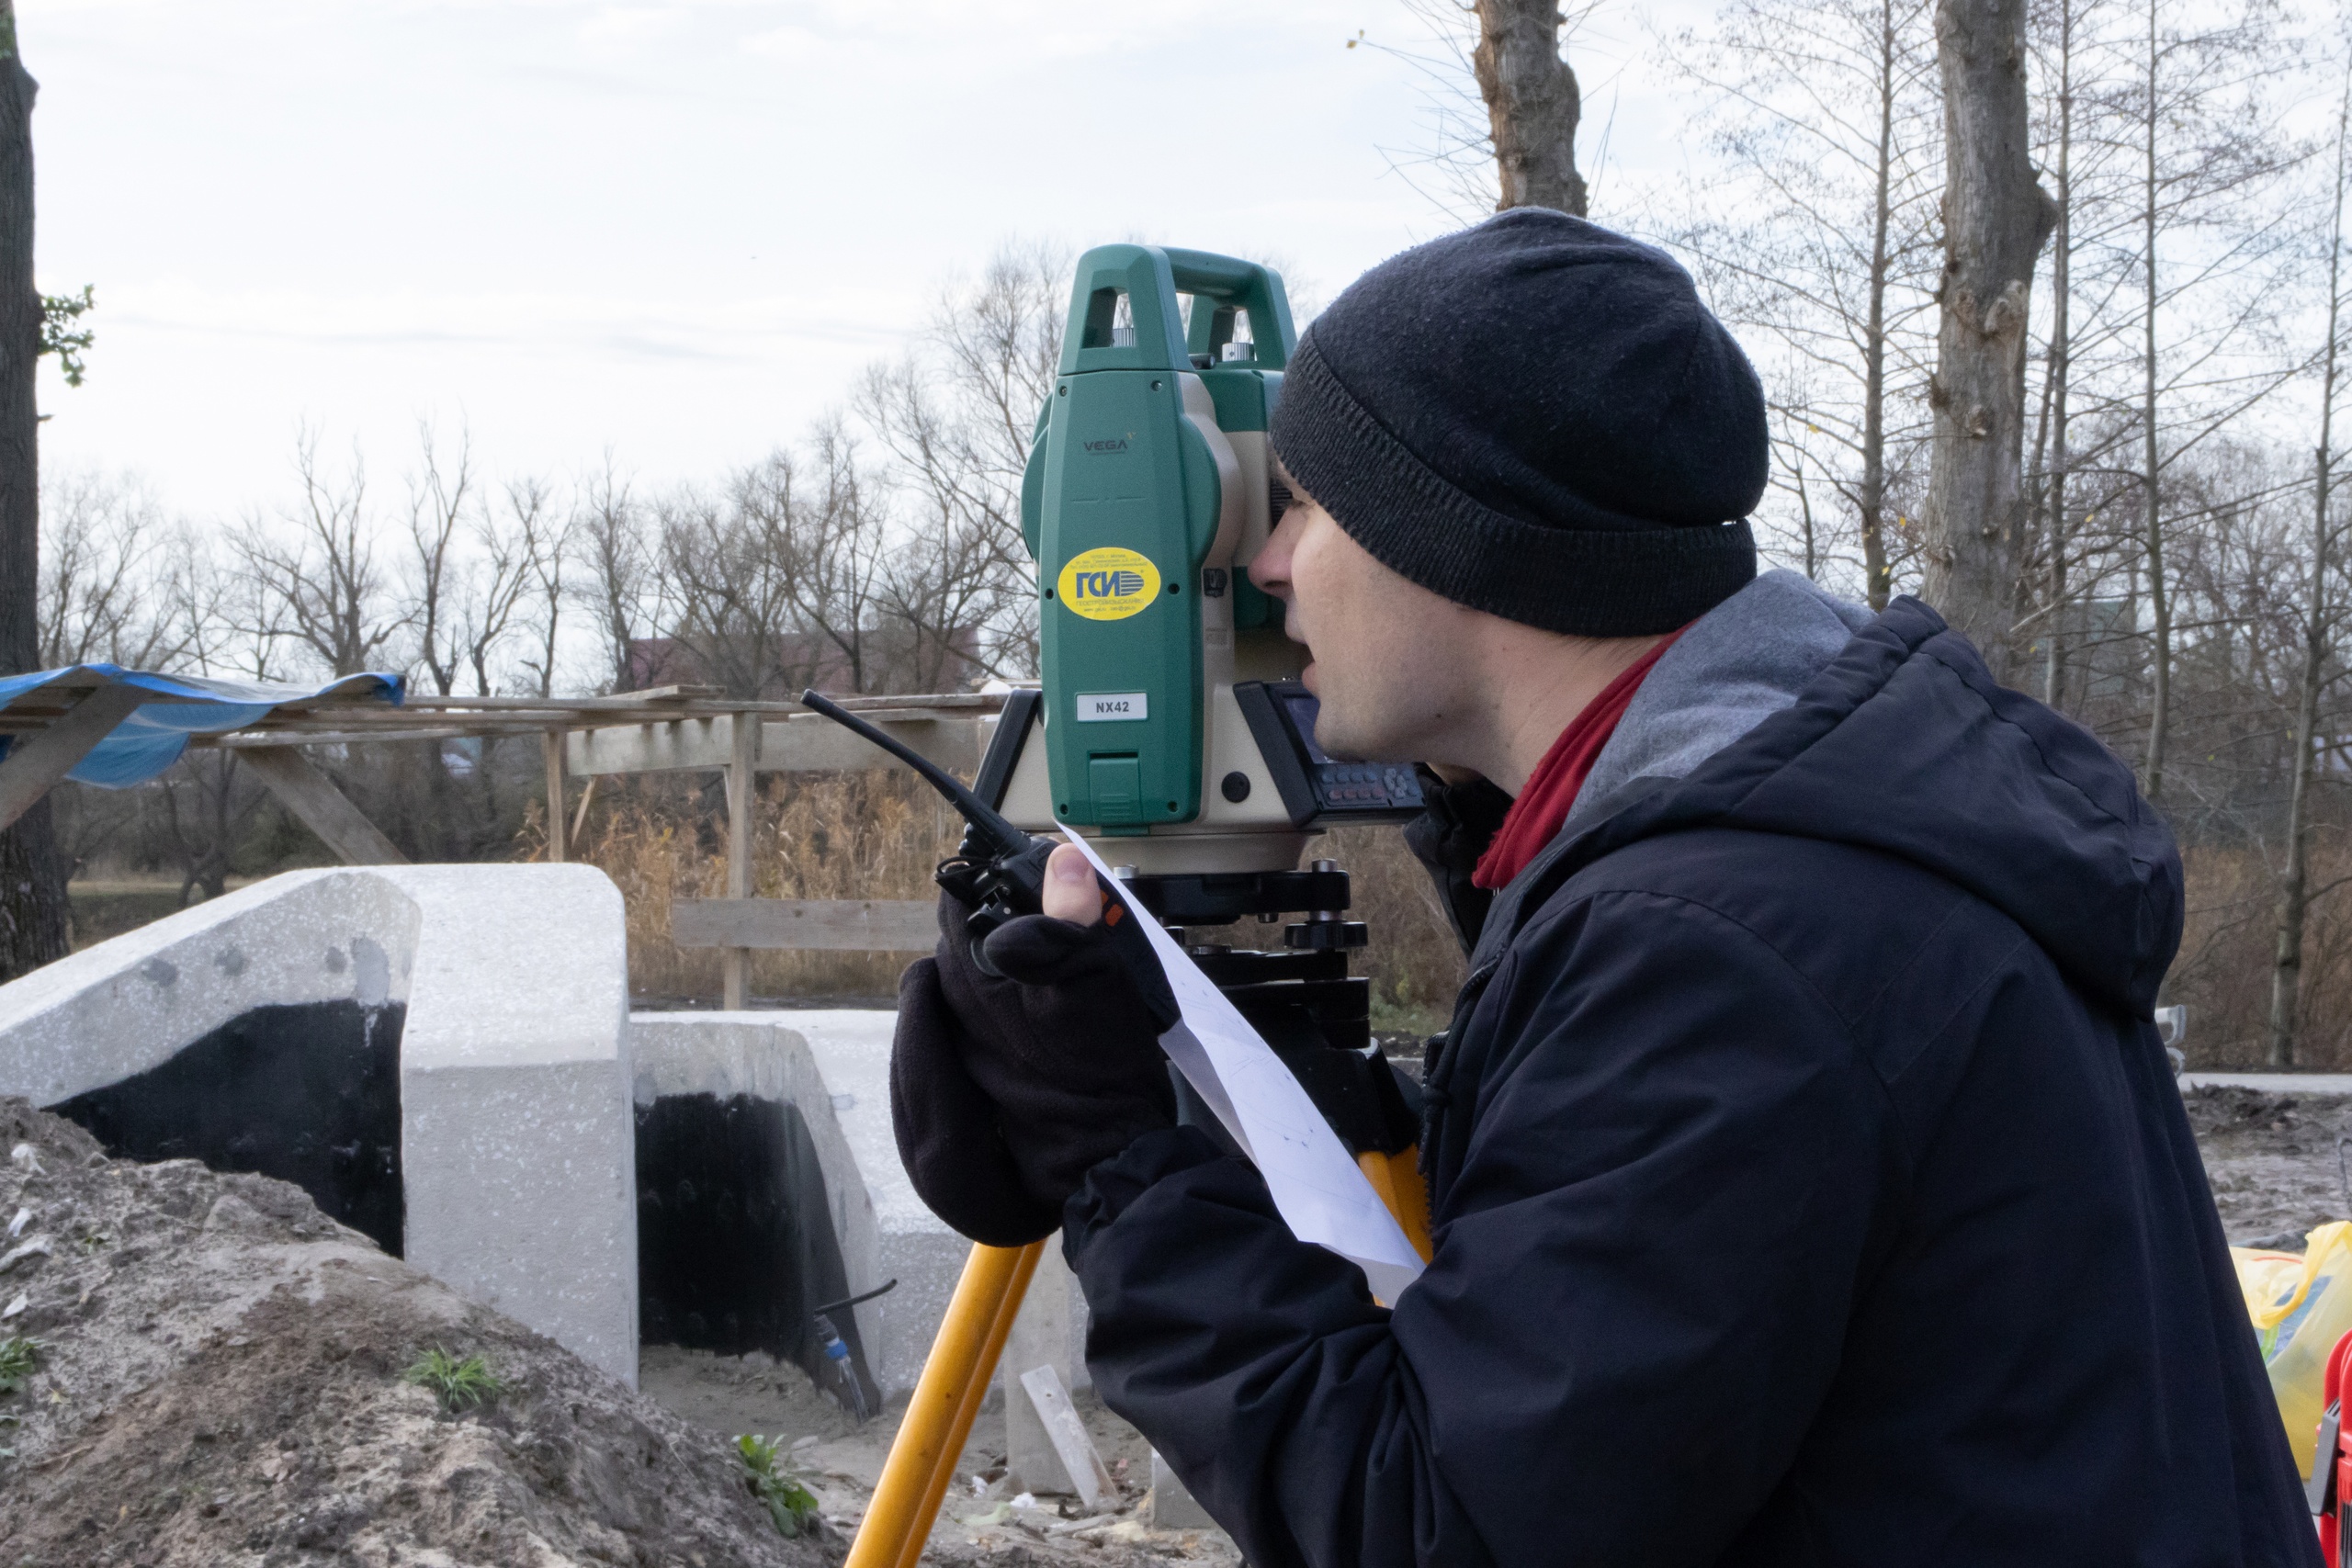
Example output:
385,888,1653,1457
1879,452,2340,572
1020,244,1295,833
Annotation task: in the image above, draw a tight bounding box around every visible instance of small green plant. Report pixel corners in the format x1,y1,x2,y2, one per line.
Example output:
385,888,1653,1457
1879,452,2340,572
734,1433,820,1538
401,1348,503,1412
0,1337,39,1397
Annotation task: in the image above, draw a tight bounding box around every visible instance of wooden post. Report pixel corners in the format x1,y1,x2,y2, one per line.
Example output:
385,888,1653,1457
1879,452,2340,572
722,712,754,1010
0,683,147,834
541,729,567,864
240,748,409,866
569,773,600,855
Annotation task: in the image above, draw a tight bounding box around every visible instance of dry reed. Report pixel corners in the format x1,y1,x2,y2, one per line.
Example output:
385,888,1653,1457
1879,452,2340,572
526,773,1467,1027
532,773,2352,1068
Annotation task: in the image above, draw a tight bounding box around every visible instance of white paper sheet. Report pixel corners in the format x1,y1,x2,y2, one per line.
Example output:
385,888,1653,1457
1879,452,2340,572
1061,830,1427,1303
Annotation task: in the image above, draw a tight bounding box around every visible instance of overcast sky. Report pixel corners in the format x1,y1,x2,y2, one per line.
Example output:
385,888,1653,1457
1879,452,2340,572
18,0,1701,520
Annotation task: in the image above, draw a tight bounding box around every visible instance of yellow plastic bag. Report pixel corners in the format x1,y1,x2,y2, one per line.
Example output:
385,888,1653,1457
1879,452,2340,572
2233,1220,2352,1480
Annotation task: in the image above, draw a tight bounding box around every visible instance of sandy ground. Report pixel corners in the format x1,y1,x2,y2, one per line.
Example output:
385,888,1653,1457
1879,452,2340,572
0,1098,833,1568
638,1348,1241,1567
9,1079,2334,1567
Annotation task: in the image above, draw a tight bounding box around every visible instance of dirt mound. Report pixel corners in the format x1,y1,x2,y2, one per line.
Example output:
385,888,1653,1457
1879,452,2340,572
0,1098,837,1568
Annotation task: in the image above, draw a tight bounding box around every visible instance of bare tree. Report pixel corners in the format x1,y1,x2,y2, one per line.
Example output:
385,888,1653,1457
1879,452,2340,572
155,750,266,906
2122,0,2297,799
2018,0,2140,705
517,478,575,700
37,471,190,670
2268,70,2352,1067
405,430,544,702
659,457,812,702
573,455,659,694
1665,0,1944,607
0,0,60,980
774,423,888,695
405,424,478,698
1350,1,1609,219
235,432,402,678
1919,0,2056,679
857,242,1069,678
1473,0,1589,214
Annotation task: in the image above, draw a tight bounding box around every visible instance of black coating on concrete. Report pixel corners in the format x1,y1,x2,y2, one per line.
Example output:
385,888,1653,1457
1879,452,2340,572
51,1000,406,1255
636,1092,879,1406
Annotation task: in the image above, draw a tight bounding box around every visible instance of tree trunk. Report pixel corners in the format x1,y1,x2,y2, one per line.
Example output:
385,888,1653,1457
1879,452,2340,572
2268,75,2350,1069
0,5,61,983
2138,0,2169,800
1859,0,1899,612
1922,0,2054,685
2042,0,2075,708
1473,0,1588,216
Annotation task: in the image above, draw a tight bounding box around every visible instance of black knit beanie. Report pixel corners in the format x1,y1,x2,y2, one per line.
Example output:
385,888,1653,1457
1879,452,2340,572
1268,209,1767,637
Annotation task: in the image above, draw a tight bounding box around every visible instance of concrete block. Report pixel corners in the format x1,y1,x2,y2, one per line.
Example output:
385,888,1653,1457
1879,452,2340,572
1148,1450,1220,1531
0,867,420,1105
1004,1242,1091,1492
390,865,635,1387
784,1008,977,1397
1017,1364,1114,1510
763,1008,1095,1400
627,1013,885,1385
0,864,639,1389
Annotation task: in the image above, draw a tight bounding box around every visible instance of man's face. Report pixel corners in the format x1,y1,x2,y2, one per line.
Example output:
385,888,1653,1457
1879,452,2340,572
1246,478,1478,763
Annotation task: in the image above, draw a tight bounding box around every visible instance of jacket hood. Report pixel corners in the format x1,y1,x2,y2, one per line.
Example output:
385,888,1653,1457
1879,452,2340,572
1547,592,2183,1018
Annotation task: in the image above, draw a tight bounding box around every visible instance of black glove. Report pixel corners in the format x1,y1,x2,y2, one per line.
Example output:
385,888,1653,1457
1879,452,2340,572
1403,770,1513,953
891,885,1180,1246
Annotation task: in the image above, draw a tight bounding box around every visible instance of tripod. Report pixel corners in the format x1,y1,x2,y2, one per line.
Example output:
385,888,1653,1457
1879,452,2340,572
843,874,1433,1568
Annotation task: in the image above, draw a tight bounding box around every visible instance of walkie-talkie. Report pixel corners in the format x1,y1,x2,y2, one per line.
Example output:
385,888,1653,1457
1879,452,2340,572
797,691,1056,975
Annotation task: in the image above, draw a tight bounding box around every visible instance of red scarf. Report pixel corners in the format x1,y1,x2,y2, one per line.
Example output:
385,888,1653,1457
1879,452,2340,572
1472,629,1688,891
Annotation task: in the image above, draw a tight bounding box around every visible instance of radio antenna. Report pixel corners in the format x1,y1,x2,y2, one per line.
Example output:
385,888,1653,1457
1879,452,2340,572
797,690,1034,859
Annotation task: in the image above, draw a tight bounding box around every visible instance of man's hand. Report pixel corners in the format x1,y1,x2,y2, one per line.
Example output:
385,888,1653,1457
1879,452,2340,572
890,844,1179,1246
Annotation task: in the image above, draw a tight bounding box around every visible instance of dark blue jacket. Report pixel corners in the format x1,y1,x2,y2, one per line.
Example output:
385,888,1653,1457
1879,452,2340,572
1067,597,2315,1566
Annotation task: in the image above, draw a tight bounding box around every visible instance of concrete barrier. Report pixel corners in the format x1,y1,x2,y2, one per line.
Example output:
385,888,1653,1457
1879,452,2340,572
0,879,1080,1408
628,1012,886,1399
628,1010,1089,1401
0,865,638,1387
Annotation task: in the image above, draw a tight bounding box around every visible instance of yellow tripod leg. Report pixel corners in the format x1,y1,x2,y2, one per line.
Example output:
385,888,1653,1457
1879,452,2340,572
850,1151,1422,1563
846,1238,1046,1568
1357,1149,1434,1264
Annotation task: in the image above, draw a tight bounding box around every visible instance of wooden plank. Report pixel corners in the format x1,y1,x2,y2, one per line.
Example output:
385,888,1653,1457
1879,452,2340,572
722,716,756,1010
673,898,939,953
541,730,568,864
204,728,492,748
565,712,987,779
240,747,410,866
752,713,984,776
569,773,600,856
568,716,737,776
0,683,149,833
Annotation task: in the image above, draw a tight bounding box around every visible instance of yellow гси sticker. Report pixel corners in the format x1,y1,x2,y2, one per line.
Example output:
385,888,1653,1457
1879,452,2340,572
1056,547,1162,622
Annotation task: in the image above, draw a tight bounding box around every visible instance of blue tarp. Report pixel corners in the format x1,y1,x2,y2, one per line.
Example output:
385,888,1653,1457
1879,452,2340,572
0,665,405,788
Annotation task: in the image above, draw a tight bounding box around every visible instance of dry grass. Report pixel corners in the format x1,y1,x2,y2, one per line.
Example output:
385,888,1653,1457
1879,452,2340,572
529,773,1468,1023
1323,824,1470,1036
537,772,2352,1071
526,772,961,1003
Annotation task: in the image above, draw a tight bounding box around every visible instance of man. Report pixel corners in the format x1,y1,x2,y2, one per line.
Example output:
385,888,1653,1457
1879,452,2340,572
891,210,2312,1565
